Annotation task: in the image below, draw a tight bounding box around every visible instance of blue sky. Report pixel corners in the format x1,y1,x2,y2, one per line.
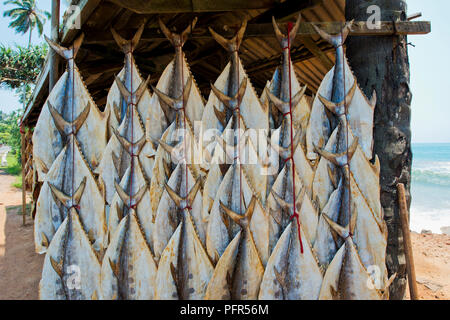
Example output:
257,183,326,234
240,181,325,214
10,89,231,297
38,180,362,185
0,1,448,142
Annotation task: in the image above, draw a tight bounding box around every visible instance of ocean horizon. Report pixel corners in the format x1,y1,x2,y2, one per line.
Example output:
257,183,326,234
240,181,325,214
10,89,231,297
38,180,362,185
410,142,450,234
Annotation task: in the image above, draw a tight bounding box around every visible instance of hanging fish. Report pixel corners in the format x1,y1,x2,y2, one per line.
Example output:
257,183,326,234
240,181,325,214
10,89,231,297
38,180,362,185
101,208,157,300
153,163,204,261
149,18,205,215
262,14,311,143
39,208,101,300
318,212,394,300
96,77,155,211
258,222,323,300
155,209,214,300
306,21,376,161
33,34,107,180
205,197,266,300
34,106,107,255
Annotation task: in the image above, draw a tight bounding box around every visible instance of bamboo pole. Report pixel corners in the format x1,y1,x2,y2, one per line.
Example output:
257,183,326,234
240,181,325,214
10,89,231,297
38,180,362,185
21,130,26,225
397,183,419,300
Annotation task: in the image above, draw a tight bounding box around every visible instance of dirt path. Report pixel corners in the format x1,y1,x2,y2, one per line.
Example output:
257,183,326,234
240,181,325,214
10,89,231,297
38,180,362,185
0,170,44,300
0,168,449,300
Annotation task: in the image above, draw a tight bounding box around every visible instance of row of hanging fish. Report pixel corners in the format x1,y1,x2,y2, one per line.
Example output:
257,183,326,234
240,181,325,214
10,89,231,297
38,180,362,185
33,14,393,300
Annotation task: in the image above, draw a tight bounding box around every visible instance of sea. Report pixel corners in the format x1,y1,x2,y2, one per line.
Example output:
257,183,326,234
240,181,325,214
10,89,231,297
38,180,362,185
411,143,450,234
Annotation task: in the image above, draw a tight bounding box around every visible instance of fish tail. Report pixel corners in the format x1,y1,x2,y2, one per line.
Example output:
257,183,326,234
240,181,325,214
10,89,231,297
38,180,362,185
111,21,146,54
312,20,354,48
45,33,84,60
209,20,247,53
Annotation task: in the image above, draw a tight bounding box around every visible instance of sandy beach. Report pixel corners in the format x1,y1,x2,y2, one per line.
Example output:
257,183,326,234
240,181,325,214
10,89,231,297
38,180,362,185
0,169,449,300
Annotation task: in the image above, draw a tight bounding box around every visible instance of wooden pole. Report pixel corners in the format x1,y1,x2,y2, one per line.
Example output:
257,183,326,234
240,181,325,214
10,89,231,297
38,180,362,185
346,0,413,300
49,0,60,90
21,130,26,225
397,183,419,300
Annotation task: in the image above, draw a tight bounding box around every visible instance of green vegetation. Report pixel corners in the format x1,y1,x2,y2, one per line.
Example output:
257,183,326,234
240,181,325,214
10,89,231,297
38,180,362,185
0,110,22,162
0,147,22,189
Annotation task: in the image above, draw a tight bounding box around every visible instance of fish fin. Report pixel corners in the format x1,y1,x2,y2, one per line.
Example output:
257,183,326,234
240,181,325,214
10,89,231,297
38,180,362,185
381,273,397,299
209,20,247,53
187,178,202,205
272,14,301,47
48,183,71,207
181,17,198,44
294,187,307,212
274,266,288,295
134,75,151,104
35,156,49,174
114,180,130,206
265,87,286,114
327,164,338,189
219,201,243,226
113,129,146,156
313,137,359,167
112,152,120,174
164,183,183,208
108,258,120,279
236,77,248,106
73,177,87,205
210,83,232,109
91,290,98,300
321,212,350,239
49,256,64,279
116,202,123,221
330,285,340,300
292,85,307,107
213,105,227,127
41,232,49,248
111,21,146,53
312,20,353,48
132,184,147,207
159,18,197,48
182,76,193,106
219,196,256,227
271,190,292,211
113,102,121,124
162,159,172,179
151,85,176,109
45,33,84,60
48,101,90,137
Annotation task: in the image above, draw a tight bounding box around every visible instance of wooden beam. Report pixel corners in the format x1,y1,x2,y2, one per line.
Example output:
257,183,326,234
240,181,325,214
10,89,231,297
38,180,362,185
83,21,431,44
250,0,322,23
108,0,277,14
299,36,334,70
60,0,102,45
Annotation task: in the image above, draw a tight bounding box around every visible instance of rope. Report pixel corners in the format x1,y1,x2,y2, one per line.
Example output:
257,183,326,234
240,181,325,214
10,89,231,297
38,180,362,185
286,22,303,254
128,41,134,210
341,31,352,235
71,47,75,214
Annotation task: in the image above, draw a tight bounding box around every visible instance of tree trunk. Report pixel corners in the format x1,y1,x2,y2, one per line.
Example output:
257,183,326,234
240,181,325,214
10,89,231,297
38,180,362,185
345,0,412,300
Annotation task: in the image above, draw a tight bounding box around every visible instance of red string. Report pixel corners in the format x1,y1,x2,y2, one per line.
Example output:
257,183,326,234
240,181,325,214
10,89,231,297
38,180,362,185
128,41,134,210
71,49,75,212
341,31,352,232
286,21,303,253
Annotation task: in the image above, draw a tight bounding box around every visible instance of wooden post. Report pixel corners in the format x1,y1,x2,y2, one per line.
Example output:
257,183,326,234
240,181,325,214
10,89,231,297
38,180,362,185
397,183,419,300
49,0,60,90
21,129,26,225
345,0,413,299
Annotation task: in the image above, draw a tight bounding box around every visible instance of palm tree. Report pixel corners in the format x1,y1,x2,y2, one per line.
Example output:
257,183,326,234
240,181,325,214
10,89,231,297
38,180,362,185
3,0,50,111
3,0,51,49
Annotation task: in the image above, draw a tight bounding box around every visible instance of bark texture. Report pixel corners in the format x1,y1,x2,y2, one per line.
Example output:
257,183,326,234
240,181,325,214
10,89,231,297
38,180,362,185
345,0,412,300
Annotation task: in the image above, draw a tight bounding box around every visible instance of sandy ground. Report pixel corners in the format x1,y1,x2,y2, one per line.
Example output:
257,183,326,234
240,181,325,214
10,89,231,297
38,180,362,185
0,169,449,300
0,170,44,300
